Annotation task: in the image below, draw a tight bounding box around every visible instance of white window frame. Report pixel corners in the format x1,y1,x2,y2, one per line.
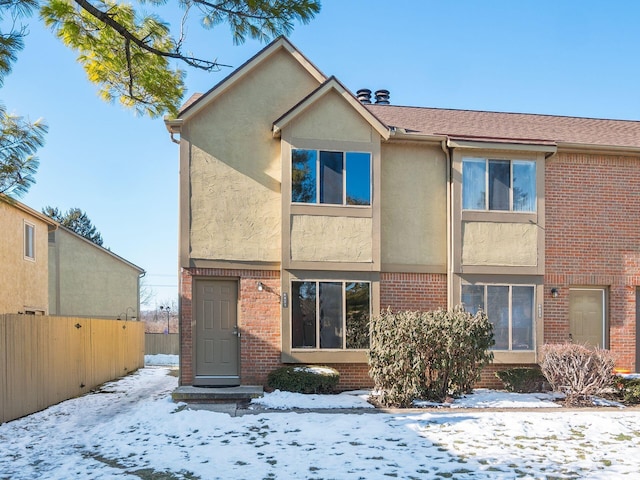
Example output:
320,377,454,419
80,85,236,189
291,280,371,351
24,221,35,261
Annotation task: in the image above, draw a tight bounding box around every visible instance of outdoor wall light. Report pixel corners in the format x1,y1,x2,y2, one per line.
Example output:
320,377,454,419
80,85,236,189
257,281,264,292
551,288,559,298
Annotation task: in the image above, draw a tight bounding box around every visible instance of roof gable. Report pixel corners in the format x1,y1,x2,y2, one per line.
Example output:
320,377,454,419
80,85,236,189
272,76,390,140
176,37,326,121
56,225,145,274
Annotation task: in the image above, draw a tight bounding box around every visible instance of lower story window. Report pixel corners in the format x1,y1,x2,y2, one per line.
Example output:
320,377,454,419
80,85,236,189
292,281,370,350
461,284,534,351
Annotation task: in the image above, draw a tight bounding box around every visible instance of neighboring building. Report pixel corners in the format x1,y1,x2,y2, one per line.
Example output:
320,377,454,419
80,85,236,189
48,226,145,319
166,37,640,390
1,195,144,319
0,196,57,314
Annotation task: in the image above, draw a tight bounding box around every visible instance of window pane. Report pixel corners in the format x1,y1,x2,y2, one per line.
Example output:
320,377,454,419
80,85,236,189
24,224,34,259
513,161,536,212
346,282,370,349
320,151,343,204
292,149,317,203
512,286,534,350
461,285,485,315
319,282,343,348
346,152,371,205
462,158,486,210
488,160,510,211
488,286,509,349
292,282,316,348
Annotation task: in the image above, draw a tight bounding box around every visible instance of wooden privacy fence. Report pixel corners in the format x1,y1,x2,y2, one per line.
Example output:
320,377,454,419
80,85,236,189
145,333,179,355
0,314,145,424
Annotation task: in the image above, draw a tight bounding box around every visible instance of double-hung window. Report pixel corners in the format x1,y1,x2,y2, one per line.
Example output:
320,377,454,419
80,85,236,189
462,157,536,212
292,149,371,205
291,281,370,350
24,221,35,260
461,284,534,351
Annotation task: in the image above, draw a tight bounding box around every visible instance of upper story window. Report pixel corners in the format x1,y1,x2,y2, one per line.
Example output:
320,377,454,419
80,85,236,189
291,280,370,350
292,149,371,206
462,157,536,212
24,221,35,260
462,283,534,351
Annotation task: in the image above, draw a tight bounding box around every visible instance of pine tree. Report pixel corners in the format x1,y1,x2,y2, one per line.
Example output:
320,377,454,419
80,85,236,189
43,206,104,246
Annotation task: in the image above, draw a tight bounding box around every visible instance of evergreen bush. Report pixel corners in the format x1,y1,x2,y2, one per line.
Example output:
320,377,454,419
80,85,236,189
267,365,339,394
368,306,494,407
495,367,548,393
614,377,640,405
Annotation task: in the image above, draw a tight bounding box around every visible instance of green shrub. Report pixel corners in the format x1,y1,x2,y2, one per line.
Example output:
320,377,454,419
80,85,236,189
540,343,615,406
368,306,494,407
614,377,640,404
495,367,548,393
267,365,339,394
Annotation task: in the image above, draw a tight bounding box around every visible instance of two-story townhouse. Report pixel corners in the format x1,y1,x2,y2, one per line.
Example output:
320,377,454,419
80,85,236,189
1,195,57,314
166,37,640,390
1,196,144,319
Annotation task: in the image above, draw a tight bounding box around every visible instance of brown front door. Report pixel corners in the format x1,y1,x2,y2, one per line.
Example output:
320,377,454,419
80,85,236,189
569,288,605,348
194,279,240,386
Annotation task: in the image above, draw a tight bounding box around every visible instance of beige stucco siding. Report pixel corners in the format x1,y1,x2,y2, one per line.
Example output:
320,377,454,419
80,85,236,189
290,215,372,262
49,228,141,318
381,143,447,268
288,90,374,142
0,200,50,313
462,221,538,266
185,48,321,264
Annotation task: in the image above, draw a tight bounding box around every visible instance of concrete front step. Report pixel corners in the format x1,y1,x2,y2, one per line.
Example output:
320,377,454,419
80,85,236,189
172,385,264,404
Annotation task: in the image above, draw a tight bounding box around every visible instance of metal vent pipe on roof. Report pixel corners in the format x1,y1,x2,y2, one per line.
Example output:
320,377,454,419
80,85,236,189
374,89,390,105
356,88,372,104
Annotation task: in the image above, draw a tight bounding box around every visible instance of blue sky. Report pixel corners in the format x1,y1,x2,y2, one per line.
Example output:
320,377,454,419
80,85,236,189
5,0,640,308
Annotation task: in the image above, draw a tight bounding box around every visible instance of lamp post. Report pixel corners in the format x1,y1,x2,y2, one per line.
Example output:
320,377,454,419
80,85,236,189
159,305,170,334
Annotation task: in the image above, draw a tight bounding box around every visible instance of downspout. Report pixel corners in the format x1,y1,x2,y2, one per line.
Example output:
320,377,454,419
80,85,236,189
440,138,453,310
48,223,60,316
137,270,146,321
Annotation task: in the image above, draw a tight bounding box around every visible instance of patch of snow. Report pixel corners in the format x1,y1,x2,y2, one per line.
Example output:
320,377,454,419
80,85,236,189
293,365,337,375
3,367,640,480
251,389,374,410
449,388,562,409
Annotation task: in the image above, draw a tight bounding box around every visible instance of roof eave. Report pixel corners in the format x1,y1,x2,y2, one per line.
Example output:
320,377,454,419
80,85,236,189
557,141,640,156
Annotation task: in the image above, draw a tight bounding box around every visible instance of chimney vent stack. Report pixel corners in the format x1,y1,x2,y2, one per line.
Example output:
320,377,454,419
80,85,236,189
374,89,390,105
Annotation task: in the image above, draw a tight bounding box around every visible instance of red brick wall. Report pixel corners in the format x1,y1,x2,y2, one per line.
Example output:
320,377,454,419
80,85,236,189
179,267,281,386
545,152,640,371
380,272,448,311
180,269,450,388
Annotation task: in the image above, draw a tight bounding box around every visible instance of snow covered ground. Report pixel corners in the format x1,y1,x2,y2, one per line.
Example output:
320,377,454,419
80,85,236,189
1,359,639,479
